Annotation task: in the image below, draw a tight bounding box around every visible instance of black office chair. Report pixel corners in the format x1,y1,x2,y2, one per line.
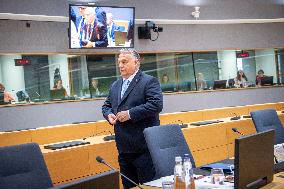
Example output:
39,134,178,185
0,143,119,189
250,109,284,144
143,124,195,179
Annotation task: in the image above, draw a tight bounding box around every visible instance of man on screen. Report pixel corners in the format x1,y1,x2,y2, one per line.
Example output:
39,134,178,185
106,12,125,46
82,7,108,48
102,48,163,188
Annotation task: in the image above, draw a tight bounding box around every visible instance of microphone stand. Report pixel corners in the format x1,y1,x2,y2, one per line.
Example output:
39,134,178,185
97,157,143,189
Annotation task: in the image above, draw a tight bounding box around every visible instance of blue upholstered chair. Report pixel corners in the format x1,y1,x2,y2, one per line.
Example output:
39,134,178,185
0,143,119,189
143,124,195,179
0,143,53,189
250,109,284,144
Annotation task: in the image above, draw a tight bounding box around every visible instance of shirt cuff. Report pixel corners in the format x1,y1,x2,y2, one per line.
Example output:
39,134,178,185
127,110,131,120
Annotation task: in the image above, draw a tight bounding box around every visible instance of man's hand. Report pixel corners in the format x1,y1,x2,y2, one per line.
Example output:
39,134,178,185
84,41,93,48
116,111,130,123
108,114,117,125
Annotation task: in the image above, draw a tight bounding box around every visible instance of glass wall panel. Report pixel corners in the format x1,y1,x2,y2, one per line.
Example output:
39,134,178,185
276,49,284,84
176,53,195,91
236,50,256,87
68,55,89,98
217,50,237,88
0,55,25,102
156,53,177,92
140,54,157,78
22,55,50,101
86,54,117,98
193,52,219,90
255,49,277,85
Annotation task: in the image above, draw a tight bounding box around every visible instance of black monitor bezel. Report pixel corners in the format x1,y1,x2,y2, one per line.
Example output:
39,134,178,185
261,76,274,86
68,4,135,49
234,129,274,189
213,80,227,90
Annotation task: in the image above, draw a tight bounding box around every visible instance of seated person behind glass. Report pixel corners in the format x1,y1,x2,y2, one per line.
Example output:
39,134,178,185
52,79,67,97
106,12,125,46
161,74,169,84
196,73,207,90
256,69,266,87
90,78,102,97
81,7,108,48
234,70,248,88
161,74,175,92
0,83,14,104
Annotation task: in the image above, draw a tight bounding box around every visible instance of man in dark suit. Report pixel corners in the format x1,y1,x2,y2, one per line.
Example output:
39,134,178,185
102,48,163,189
106,13,125,45
82,7,108,48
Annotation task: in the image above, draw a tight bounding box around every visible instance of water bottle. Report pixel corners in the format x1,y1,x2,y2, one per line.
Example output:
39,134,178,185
183,154,195,189
174,156,186,189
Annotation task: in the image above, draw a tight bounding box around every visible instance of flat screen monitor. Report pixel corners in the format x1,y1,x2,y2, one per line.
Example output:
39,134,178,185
178,81,191,91
0,92,5,105
228,78,235,88
262,76,274,86
213,80,227,90
234,129,274,189
161,83,176,92
69,5,135,49
50,89,65,100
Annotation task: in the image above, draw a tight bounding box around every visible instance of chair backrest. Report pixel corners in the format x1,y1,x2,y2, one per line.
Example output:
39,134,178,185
250,109,284,144
0,143,53,189
143,124,195,179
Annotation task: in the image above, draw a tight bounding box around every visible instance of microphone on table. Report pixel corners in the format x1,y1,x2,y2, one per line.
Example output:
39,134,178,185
230,113,241,121
103,131,115,141
82,130,107,140
96,156,143,189
232,128,245,136
177,120,188,128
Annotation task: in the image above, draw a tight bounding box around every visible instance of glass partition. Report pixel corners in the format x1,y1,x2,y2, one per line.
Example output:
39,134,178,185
193,52,219,90
0,47,283,105
86,54,117,98
176,53,195,91
277,49,284,83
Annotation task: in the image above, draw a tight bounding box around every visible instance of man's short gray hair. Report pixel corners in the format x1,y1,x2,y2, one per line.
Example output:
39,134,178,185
120,48,141,62
85,7,96,15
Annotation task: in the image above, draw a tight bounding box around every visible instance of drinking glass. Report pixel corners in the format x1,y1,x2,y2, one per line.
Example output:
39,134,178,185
210,168,225,184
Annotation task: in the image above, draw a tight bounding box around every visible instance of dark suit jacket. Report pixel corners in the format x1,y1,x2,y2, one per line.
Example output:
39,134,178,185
102,70,163,153
89,21,108,47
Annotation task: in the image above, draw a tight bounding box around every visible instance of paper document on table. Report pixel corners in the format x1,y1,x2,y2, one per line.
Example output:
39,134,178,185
274,144,284,163
195,176,233,189
143,175,233,188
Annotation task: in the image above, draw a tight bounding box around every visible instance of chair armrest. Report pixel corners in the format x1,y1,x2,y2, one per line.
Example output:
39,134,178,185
275,161,284,173
49,170,119,189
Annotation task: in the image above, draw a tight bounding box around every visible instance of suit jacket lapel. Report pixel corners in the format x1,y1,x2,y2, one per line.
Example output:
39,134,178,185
118,71,142,106
117,78,123,105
